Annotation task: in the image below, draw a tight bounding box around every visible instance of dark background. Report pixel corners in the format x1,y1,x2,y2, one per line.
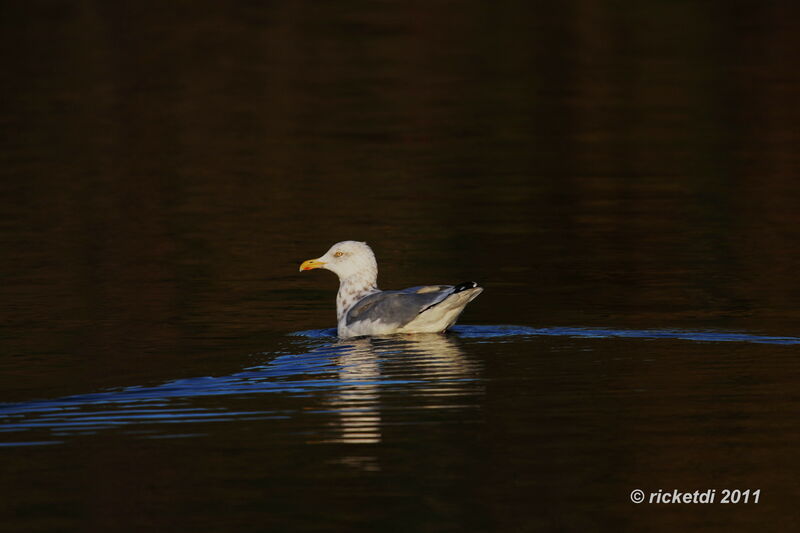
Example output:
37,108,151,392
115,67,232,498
1,2,799,531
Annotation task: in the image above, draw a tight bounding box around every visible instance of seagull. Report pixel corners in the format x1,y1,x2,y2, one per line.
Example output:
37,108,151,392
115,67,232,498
299,241,483,338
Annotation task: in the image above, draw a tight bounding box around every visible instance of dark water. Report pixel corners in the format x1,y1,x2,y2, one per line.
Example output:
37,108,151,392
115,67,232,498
2,2,800,531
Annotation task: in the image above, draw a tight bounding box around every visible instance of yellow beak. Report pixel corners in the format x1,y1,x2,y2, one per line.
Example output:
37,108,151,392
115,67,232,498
299,258,326,272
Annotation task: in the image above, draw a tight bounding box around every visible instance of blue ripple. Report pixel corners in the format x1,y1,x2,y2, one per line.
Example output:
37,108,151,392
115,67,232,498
2,323,796,446
448,325,800,345
292,324,800,345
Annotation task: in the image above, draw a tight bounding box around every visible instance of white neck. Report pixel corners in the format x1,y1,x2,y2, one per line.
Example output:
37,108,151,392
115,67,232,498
336,270,378,322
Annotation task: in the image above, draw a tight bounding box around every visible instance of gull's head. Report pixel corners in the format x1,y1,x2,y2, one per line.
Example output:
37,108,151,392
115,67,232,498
299,241,378,281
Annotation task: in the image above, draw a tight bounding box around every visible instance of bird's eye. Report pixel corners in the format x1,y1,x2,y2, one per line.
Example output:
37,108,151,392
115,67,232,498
334,251,343,257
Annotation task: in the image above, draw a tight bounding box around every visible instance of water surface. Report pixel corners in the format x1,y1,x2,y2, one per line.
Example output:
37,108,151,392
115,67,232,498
2,1,799,531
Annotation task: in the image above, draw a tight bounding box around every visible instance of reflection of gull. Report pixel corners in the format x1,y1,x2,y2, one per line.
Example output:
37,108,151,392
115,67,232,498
326,340,382,445
322,334,478,452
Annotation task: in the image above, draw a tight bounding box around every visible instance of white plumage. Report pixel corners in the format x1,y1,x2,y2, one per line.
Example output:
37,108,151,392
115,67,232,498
300,241,482,338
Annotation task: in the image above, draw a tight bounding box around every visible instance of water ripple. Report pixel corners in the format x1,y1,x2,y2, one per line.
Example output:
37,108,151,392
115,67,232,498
0,332,479,445
294,325,800,344
2,324,797,446
448,325,800,345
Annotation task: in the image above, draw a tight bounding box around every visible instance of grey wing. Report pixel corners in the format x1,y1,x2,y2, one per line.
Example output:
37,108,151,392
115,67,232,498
345,286,455,327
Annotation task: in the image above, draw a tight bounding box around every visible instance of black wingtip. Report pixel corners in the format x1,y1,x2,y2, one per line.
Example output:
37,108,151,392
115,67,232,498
452,281,479,293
